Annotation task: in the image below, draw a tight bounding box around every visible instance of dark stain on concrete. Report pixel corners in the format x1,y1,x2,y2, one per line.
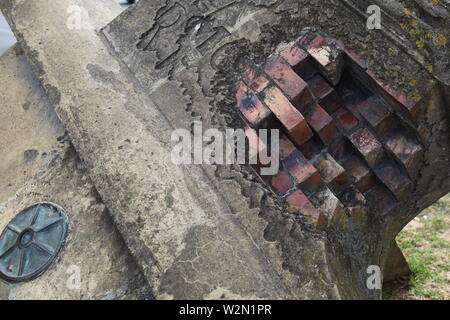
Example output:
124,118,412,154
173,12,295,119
86,63,124,92
22,101,31,110
164,186,175,208
44,83,61,105
23,149,39,163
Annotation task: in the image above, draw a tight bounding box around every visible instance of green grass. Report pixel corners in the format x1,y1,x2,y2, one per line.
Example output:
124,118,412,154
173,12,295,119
391,194,450,300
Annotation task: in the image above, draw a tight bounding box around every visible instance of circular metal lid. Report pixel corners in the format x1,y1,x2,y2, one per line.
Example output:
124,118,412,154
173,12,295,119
0,202,68,282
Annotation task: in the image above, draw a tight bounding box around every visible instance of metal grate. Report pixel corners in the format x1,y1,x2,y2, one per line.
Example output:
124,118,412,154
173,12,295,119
0,203,68,282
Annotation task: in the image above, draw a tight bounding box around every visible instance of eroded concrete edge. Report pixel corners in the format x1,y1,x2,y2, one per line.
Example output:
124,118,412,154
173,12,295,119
0,0,303,299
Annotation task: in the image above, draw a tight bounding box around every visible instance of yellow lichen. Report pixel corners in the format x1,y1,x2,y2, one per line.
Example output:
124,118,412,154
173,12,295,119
400,23,407,30
435,34,447,46
430,0,439,5
425,32,434,39
286,206,299,214
416,39,425,48
410,80,417,86
403,8,412,15
387,48,395,55
410,19,418,26
426,64,433,72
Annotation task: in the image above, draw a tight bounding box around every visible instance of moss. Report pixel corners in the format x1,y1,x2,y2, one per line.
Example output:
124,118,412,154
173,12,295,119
387,194,450,300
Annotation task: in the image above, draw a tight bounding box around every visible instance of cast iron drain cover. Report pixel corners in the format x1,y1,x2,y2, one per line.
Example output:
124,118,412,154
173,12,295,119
0,202,68,282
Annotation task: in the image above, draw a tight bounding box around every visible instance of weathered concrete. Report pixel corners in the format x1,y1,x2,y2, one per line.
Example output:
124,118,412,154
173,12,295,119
0,45,151,299
102,0,450,299
1,0,448,300
1,0,326,300
340,0,450,85
383,241,411,283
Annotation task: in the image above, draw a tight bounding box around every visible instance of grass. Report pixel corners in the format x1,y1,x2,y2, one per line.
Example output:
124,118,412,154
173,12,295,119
385,193,449,300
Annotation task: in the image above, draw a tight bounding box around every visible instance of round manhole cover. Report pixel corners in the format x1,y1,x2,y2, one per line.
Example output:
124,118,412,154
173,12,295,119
0,202,68,282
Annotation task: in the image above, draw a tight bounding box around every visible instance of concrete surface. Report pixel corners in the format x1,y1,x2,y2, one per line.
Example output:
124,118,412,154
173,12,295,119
0,0,447,300
0,1,134,55
0,45,151,299
1,0,313,300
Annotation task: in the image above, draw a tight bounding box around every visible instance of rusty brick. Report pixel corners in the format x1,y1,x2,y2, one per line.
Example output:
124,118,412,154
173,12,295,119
306,73,343,114
357,95,397,138
286,189,311,208
244,125,267,166
339,187,368,224
386,133,423,178
300,171,325,195
312,153,351,193
345,205,368,221
284,151,324,193
262,86,313,145
298,135,324,160
263,56,313,109
305,104,339,145
302,36,345,86
333,107,359,133
334,37,368,83
310,186,346,227
341,155,376,193
331,172,353,194
340,187,367,208
331,38,367,70
280,44,308,67
346,102,360,118
365,185,397,215
311,153,344,183
279,134,297,160
242,66,269,93
367,70,422,122
339,75,371,112
307,74,333,99
298,33,325,50
236,82,273,128
328,137,353,162
330,38,345,51
374,161,412,199
345,50,368,72
398,96,422,123
307,71,343,114
348,128,384,168
284,151,317,183
271,169,294,196
293,58,317,81
285,190,326,226
319,89,343,114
